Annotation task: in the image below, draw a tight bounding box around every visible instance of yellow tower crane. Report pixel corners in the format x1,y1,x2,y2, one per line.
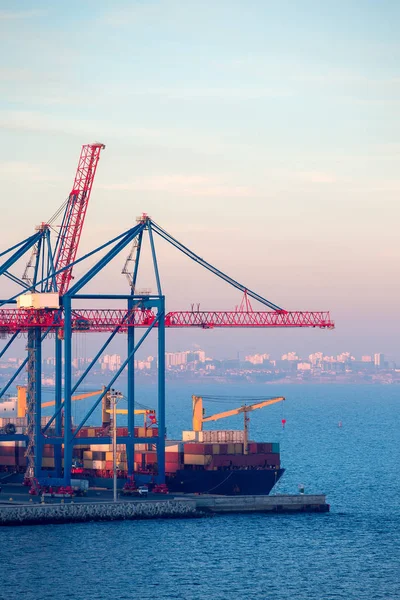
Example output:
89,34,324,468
192,395,285,454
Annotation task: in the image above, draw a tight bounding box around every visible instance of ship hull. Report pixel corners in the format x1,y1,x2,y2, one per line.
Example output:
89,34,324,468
166,468,285,496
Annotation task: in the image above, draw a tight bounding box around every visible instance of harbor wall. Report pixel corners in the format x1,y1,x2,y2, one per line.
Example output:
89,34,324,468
195,494,329,513
0,499,198,526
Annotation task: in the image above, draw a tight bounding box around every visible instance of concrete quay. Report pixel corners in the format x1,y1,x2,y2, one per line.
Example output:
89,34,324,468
194,493,329,514
0,493,329,526
0,498,198,526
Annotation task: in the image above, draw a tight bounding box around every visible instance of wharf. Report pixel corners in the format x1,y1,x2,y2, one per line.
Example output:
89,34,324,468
0,498,198,526
0,493,328,526
193,493,329,514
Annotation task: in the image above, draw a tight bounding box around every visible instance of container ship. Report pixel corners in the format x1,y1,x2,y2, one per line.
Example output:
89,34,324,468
0,392,285,496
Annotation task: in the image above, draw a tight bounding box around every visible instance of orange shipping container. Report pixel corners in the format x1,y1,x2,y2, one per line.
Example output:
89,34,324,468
184,454,212,466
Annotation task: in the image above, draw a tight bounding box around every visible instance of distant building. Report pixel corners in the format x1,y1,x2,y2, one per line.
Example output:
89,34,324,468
337,352,355,363
362,356,372,362
374,353,384,367
101,354,121,372
193,350,206,363
165,351,190,369
281,352,299,361
309,352,323,365
297,362,311,371
245,353,270,365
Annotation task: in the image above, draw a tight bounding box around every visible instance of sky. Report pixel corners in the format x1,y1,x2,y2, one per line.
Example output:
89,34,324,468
1,0,400,361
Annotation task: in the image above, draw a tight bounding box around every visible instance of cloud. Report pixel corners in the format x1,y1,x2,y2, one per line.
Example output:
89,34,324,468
0,10,45,20
299,171,338,184
98,175,253,197
124,86,291,100
0,161,62,184
0,109,163,140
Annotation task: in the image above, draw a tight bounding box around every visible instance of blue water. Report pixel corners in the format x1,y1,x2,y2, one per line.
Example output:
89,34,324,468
1,383,400,599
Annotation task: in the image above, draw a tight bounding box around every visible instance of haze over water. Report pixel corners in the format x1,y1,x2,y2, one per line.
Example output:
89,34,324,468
2,383,399,600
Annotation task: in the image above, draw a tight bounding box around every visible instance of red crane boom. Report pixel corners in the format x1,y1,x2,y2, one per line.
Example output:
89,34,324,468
53,142,105,295
0,308,334,333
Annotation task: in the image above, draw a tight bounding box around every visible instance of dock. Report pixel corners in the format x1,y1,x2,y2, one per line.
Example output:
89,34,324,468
0,493,329,526
194,493,329,514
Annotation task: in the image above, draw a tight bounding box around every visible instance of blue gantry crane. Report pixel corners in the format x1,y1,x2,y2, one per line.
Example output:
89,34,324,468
0,149,334,488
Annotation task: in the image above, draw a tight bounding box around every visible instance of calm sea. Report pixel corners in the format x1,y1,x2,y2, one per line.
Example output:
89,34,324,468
1,383,399,600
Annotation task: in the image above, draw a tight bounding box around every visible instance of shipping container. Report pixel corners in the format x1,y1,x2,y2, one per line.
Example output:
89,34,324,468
92,460,106,469
0,456,16,466
184,454,212,466
162,451,180,463
0,447,15,456
92,451,106,461
91,444,112,452
165,464,179,473
183,443,215,455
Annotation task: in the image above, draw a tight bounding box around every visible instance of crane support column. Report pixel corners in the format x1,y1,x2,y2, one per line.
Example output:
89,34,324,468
54,334,63,477
127,296,135,476
157,296,166,483
34,327,42,476
63,296,72,485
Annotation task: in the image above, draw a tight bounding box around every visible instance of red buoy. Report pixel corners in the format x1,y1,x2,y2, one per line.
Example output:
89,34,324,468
281,418,287,429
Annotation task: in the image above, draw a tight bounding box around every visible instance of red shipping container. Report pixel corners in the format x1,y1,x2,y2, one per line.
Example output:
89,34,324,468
162,451,180,463
183,443,212,455
0,456,16,466
165,463,179,473
0,447,15,456
144,452,157,464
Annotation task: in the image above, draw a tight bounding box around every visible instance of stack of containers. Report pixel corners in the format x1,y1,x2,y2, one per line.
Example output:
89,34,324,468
165,441,183,473
0,441,26,469
182,440,280,470
182,430,244,443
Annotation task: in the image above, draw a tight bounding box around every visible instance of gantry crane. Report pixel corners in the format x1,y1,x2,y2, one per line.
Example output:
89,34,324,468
192,395,285,454
0,150,333,487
